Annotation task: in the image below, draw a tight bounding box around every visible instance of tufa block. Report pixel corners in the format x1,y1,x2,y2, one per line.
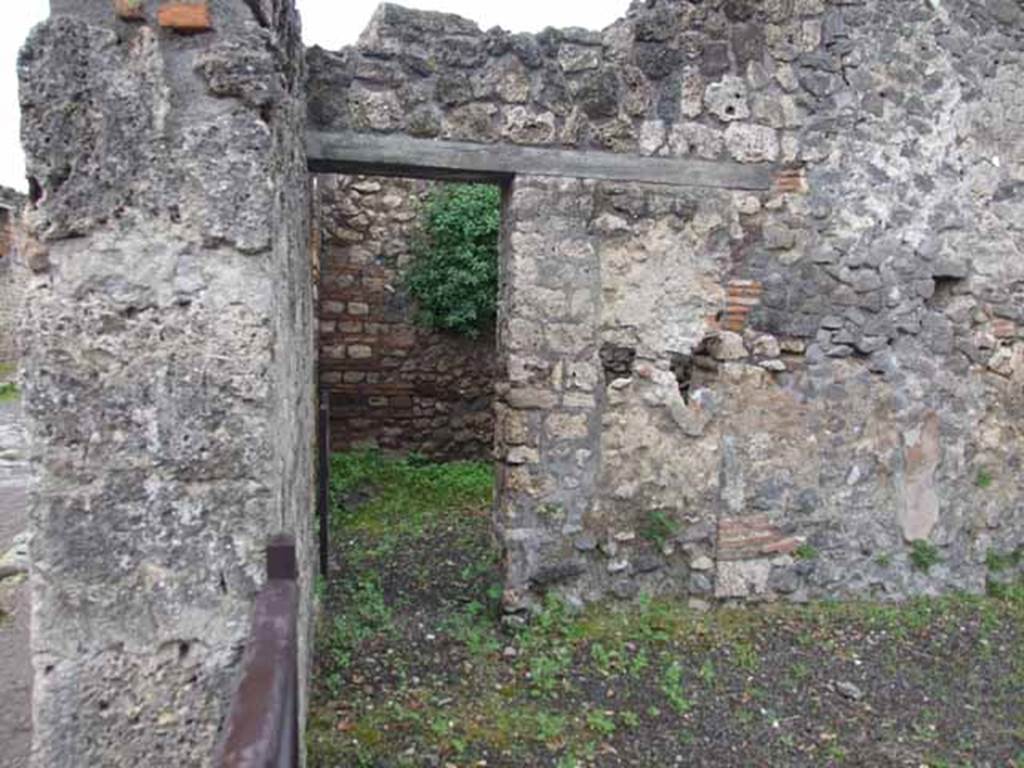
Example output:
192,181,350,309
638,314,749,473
114,0,146,20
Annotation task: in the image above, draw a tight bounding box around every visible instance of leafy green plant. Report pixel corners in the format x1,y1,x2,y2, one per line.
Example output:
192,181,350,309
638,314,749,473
443,600,500,658
326,577,392,671
794,542,818,561
698,658,716,687
642,510,679,549
976,468,994,489
0,382,18,403
589,642,619,677
619,710,640,729
626,648,649,677
660,660,692,715
406,183,501,337
534,711,567,743
733,641,760,672
910,540,941,573
528,647,573,697
585,709,616,737
986,547,1023,574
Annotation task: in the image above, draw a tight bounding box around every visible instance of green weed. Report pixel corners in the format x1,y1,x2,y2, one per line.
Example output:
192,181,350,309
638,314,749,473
534,711,567,743
698,658,716,687
585,709,616,737
325,577,392,672
528,646,573,697
986,547,1022,574
910,540,941,573
794,542,818,560
0,382,18,403
642,510,679,549
661,659,692,715
733,640,760,672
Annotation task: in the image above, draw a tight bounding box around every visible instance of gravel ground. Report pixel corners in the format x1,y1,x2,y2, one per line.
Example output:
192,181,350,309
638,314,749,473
308,453,1024,768
0,397,32,768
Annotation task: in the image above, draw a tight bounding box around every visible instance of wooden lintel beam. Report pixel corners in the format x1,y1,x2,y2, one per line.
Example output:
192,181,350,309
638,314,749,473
306,131,776,191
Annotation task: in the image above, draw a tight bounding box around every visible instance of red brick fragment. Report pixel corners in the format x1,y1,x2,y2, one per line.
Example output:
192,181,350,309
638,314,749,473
721,279,763,333
157,2,212,32
717,515,804,561
991,318,1016,339
774,168,808,195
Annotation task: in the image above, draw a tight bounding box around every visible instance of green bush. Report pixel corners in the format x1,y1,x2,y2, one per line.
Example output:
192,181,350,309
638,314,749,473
406,183,501,337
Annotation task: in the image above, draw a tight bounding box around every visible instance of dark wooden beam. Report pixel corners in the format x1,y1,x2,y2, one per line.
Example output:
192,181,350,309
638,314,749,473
306,131,777,190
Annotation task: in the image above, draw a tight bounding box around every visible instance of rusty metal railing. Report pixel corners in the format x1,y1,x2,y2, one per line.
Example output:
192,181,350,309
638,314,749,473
215,535,299,768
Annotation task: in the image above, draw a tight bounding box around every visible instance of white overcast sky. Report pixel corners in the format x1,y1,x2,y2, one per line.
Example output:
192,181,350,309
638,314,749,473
0,1,628,192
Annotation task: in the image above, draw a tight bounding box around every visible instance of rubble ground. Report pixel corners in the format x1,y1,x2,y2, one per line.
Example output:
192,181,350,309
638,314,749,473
308,451,1024,768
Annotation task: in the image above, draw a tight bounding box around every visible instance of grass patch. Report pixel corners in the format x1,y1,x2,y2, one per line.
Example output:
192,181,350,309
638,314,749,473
329,449,493,538
309,450,1024,767
0,382,18,403
910,539,941,572
986,546,1023,574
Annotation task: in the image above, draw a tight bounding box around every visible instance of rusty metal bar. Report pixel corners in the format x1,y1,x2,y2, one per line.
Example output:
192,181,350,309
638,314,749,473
317,388,331,577
215,534,299,768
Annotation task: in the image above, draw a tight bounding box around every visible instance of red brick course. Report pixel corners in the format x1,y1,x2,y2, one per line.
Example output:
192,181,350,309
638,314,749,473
717,515,802,561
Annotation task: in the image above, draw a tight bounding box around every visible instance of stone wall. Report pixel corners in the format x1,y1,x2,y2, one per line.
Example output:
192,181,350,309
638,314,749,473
316,175,496,460
309,0,1024,610
18,2,314,766
0,201,22,364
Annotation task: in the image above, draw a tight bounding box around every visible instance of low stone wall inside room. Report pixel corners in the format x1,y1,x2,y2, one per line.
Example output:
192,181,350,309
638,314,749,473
316,175,497,460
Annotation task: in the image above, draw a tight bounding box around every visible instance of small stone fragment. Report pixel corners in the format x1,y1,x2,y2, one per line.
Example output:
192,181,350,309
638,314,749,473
705,75,750,122
725,123,779,163
709,331,747,361
114,0,146,20
751,334,781,358
687,598,711,613
835,681,864,701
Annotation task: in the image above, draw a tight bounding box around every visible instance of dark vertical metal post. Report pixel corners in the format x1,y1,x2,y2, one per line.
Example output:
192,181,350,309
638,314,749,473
317,388,331,577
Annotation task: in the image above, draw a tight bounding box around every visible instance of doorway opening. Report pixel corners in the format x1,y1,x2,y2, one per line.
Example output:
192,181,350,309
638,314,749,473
313,174,501,461
308,172,509,764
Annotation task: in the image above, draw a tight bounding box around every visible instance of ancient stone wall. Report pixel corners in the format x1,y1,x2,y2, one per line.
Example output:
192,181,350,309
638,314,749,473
18,2,314,765
316,175,496,460
0,202,23,364
309,0,1024,610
